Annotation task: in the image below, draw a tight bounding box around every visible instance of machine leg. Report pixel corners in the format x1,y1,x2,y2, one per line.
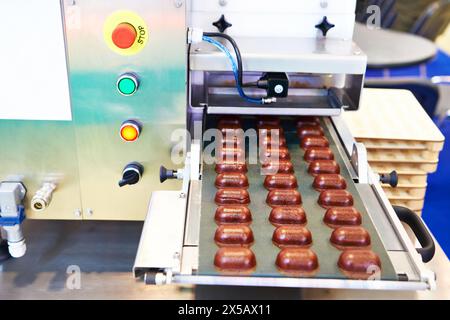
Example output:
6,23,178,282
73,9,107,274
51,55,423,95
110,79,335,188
0,237,11,263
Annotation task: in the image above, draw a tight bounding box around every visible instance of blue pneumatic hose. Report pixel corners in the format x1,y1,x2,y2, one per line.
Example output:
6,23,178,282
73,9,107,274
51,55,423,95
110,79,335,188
202,35,263,104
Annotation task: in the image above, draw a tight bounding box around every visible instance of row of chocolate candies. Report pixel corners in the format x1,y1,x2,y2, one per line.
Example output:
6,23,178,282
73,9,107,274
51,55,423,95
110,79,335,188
299,118,381,279
214,117,256,273
261,118,318,275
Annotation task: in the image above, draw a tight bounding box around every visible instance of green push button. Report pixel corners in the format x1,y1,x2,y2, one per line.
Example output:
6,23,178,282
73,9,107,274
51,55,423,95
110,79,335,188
117,74,138,96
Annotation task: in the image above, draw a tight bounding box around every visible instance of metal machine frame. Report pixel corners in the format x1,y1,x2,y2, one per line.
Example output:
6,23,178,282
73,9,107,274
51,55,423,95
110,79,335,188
0,0,439,291
133,0,437,291
133,114,436,291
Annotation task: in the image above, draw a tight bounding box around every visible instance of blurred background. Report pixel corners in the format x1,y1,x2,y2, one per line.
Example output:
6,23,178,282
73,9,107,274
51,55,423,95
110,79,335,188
354,0,450,257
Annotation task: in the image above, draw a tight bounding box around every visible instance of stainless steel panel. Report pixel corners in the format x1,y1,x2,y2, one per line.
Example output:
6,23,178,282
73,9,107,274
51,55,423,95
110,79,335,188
64,0,186,220
133,191,187,276
0,1,187,220
0,121,82,220
184,180,202,246
174,275,428,291
190,37,367,74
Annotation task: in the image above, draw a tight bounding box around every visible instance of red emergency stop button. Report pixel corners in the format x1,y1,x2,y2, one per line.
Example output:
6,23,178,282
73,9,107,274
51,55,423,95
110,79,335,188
112,23,137,49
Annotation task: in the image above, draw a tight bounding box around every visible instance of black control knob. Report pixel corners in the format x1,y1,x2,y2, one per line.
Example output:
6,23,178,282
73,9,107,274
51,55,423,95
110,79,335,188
160,166,177,183
119,162,144,187
315,16,335,37
212,14,232,33
380,170,398,188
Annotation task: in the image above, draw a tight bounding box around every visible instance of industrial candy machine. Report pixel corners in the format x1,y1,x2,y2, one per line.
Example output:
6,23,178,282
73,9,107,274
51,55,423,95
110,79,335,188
0,1,437,291
133,0,437,290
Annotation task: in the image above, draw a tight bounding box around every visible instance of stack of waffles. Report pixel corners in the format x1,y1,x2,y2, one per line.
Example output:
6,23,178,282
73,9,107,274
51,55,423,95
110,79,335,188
343,89,445,215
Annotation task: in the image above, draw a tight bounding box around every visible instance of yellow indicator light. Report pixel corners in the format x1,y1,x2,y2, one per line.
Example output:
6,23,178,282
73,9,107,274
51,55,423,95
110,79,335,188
120,122,140,142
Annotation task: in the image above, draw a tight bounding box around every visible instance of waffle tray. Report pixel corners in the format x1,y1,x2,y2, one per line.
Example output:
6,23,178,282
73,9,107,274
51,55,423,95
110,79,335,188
197,117,397,281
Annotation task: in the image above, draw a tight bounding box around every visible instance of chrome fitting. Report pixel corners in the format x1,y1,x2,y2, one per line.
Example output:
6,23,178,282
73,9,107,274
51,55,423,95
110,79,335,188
31,183,56,212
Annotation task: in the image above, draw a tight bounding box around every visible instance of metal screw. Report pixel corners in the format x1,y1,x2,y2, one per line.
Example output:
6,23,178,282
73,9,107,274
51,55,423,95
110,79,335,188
173,252,180,260
320,1,328,9
219,0,228,6
274,84,284,94
74,209,81,217
87,208,94,216
174,0,183,8
179,192,186,199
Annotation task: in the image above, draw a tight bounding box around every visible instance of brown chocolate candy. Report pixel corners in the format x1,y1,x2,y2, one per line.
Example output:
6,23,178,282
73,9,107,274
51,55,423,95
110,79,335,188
313,174,347,191
215,189,250,205
257,117,281,128
300,136,329,149
338,250,381,279
215,225,254,247
330,226,371,249
297,125,324,139
266,189,302,207
221,136,244,149
269,207,307,226
219,124,243,137
258,125,284,137
272,226,312,248
296,117,320,127
276,248,319,274
264,174,298,190
217,147,245,162
214,247,256,272
260,135,287,148
323,207,362,228
215,162,248,174
318,190,353,208
218,117,241,128
215,206,252,225
261,160,294,175
304,148,334,162
215,173,249,189
308,160,340,175
261,147,291,161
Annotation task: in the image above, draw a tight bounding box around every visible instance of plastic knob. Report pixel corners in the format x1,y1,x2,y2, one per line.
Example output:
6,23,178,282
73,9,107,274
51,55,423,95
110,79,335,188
212,14,232,33
160,166,177,183
119,162,144,187
380,170,398,188
315,16,335,37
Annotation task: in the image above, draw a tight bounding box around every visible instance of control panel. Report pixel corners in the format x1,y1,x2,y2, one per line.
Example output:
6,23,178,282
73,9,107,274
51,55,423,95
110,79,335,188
0,0,187,220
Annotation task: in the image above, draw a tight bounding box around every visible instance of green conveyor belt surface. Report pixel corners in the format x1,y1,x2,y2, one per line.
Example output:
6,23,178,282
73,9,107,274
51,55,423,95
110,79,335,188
197,118,397,281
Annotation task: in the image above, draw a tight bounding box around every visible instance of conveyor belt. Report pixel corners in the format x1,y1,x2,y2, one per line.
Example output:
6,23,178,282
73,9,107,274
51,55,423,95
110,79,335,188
198,118,397,280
